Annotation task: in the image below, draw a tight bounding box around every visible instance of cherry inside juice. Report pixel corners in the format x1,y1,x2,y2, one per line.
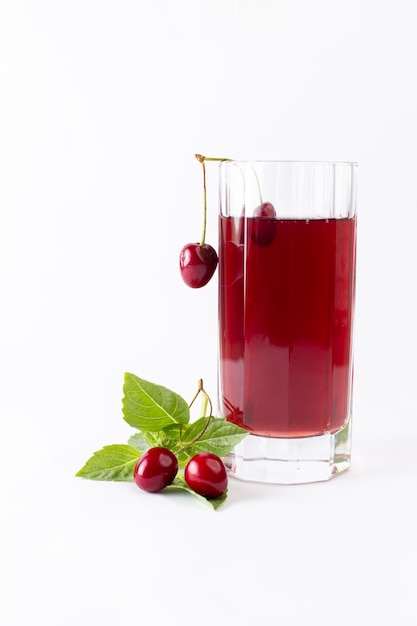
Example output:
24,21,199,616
219,214,356,438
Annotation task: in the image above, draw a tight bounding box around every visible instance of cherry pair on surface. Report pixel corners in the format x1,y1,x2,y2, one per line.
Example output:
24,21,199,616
133,447,228,499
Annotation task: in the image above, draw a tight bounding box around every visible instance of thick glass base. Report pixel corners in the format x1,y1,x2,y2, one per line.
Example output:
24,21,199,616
223,417,352,485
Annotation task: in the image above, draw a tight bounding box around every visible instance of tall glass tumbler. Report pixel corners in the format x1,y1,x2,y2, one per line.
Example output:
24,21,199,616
218,161,358,484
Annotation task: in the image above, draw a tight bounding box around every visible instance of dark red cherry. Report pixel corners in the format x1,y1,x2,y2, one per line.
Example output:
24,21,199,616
251,201,277,247
184,452,228,499
133,447,178,493
179,242,218,288
254,202,276,218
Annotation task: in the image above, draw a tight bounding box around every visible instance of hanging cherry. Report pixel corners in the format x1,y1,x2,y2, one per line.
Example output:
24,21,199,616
179,155,219,288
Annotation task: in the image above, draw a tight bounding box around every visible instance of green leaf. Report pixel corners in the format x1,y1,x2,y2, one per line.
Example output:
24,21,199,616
164,475,227,510
76,444,140,481
128,432,149,452
122,373,190,432
140,429,173,449
139,425,192,466
180,417,249,457
137,417,249,467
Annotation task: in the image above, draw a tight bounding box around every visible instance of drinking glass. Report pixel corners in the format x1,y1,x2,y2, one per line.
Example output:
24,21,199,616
218,160,358,484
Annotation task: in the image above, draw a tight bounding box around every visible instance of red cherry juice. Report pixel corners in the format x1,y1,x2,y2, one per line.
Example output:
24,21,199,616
218,214,356,437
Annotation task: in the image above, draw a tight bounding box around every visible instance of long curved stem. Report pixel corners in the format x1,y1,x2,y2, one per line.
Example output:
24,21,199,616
253,166,263,204
198,156,232,162
178,379,214,454
188,378,204,409
195,154,263,213
196,154,232,246
200,159,207,246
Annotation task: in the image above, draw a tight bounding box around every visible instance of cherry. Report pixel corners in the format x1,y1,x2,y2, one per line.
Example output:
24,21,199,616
179,154,220,289
254,201,276,218
133,447,178,493
184,452,228,499
251,201,277,247
179,242,218,288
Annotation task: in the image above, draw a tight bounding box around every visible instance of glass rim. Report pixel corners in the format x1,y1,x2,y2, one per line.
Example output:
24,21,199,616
219,159,358,167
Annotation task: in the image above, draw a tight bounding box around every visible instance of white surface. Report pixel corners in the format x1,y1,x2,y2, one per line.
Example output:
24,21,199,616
1,1,416,624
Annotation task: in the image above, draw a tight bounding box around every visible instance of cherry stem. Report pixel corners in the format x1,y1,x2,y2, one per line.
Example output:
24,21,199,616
188,377,213,417
196,155,232,163
195,154,263,212
188,378,204,409
195,154,232,247
179,379,213,453
199,393,209,419
201,159,207,246
254,167,263,204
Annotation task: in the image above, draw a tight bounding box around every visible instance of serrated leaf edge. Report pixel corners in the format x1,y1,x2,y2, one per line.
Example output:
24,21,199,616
75,444,140,481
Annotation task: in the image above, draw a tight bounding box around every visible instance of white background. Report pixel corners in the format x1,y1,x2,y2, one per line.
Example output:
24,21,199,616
1,1,416,624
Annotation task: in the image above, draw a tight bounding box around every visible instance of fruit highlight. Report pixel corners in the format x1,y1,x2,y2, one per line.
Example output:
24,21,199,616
133,447,178,493
185,452,228,499
179,242,218,288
